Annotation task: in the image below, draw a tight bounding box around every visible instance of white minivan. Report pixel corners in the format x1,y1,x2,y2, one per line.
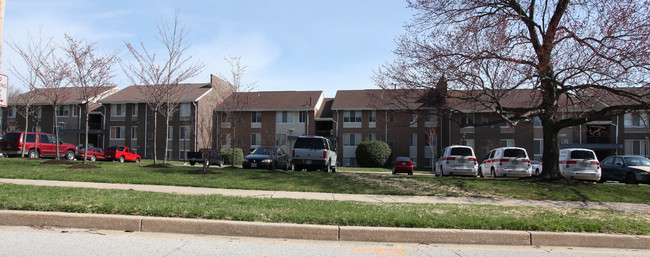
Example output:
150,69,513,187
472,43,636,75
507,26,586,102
559,148,601,181
479,147,532,177
435,145,478,176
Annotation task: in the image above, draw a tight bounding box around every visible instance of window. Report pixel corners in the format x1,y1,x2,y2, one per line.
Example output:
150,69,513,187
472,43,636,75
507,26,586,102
110,126,125,140
410,113,418,127
276,111,294,123
343,133,361,146
179,126,190,140
534,139,543,156
369,111,376,123
220,133,231,147
388,113,394,122
625,140,648,156
252,111,262,123
57,105,69,117
533,117,542,127
409,133,417,147
180,150,189,161
500,139,515,147
501,113,514,128
132,104,139,117
343,111,362,123
460,139,475,149
366,133,376,141
251,133,261,146
111,104,125,117
168,127,173,140
131,126,138,140
35,106,42,118
624,113,649,127
7,106,16,118
180,103,191,117
72,105,80,117
424,113,437,127
460,114,474,127
299,111,306,123
167,149,173,160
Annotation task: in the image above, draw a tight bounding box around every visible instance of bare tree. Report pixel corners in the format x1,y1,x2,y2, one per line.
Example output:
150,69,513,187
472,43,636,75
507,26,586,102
122,10,204,164
375,0,650,179
7,32,55,157
216,56,256,167
63,34,119,164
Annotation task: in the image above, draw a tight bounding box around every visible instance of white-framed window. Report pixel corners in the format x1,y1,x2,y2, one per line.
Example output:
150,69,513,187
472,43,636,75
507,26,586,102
7,106,16,118
460,114,474,128
460,138,475,149
409,133,417,147
57,105,69,117
343,111,362,123
534,138,543,156
624,140,648,156
343,133,362,147
251,133,261,147
167,149,173,160
424,113,437,127
110,126,125,140
252,111,262,123
111,104,126,117
501,113,514,128
131,126,138,140
366,133,376,141
132,104,139,117
220,133,231,148
343,157,357,166
624,113,649,128
299,111,306,123
276,111,294,124
410,113,418,127
533,117,542,127
179,150,189,161
500,139,515,147
72,105,80,117
179,126,190,141
369,111,376,123
180,103,191,117
168,126,173,141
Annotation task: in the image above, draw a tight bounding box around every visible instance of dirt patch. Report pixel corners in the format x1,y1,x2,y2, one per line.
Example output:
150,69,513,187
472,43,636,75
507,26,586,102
185,170,220,175
41,160,73,165
68,164,101,169
144,164,171,168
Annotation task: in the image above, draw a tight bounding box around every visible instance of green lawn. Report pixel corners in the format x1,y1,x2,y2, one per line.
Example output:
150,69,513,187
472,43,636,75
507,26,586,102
0,158,648,203
0,183,646,235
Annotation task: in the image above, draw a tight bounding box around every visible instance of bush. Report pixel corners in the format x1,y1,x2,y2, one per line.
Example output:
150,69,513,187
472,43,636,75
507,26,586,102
220,148,244,165
355,140,391,167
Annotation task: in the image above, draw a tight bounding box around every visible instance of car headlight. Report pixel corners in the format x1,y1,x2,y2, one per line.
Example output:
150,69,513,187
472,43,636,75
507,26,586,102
261,159,272,163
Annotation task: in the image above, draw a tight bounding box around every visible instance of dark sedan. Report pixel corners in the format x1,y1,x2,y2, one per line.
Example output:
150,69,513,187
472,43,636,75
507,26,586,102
600,156,650,184
242,147,292,170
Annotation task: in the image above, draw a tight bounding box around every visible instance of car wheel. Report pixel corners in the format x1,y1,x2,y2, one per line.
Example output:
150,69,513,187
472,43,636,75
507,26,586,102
439,167,444,177
331,162,337,173
478,168,484,178
135,157,141,163
294,165,302,171
90,155,97,162
625,173,638,184
408,171,413,175
325,161,332,173
28,149,39,159
189,161,195,166
65,150,75,160
491,168,496,178
392,170,396,175
119,156,125,163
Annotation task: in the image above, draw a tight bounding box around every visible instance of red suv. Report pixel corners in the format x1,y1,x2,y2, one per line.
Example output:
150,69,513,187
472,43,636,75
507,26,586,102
0,131,77,160
104,145,141,163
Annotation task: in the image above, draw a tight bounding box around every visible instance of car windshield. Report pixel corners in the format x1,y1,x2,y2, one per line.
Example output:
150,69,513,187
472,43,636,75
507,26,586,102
294,138,325,149
252,147,274,155
450,147,472,156
1,132,20,142
570,150,596,160
503,149,527,158
624,157,650,166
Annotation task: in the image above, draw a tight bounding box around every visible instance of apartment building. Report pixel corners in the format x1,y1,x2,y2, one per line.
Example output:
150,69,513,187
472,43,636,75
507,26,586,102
99,75,229,160
1,86,120,146
213,91,326,154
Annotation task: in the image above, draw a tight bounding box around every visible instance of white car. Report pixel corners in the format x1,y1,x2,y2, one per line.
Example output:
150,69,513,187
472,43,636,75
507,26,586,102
559,148,601,181
435,145,478,176
479,147,532,178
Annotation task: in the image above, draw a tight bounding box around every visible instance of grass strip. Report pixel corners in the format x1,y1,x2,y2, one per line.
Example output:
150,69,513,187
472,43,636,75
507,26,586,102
0,183,647,235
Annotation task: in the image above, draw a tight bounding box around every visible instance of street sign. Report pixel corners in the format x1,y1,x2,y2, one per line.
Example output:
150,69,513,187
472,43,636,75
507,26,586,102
0,74,7,107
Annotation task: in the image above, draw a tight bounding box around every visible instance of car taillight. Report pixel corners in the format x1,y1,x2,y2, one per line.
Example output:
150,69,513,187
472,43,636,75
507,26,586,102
323,150,327,158
499,159,509,166
523,159,531,167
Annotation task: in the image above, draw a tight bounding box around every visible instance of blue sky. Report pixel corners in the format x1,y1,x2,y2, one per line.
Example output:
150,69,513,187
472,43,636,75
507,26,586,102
2,1,414,98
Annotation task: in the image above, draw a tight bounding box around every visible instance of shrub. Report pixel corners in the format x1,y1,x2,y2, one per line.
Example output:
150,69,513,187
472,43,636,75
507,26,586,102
355,140,391,167
220,148,244,165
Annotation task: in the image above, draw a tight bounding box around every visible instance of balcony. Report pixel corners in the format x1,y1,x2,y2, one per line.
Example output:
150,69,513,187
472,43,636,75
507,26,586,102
587,136,610,144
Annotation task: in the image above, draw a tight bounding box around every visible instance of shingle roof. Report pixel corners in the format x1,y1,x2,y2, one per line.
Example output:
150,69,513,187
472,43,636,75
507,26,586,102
214,91,324,111
9,86,119,106
99,83,215,104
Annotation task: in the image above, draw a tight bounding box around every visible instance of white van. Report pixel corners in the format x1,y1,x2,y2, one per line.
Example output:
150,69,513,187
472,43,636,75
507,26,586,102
559,148,601,181
479,147,532,177
435,145,478,176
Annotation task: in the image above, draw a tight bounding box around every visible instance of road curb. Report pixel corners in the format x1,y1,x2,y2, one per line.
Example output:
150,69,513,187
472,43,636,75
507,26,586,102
0,210,647,249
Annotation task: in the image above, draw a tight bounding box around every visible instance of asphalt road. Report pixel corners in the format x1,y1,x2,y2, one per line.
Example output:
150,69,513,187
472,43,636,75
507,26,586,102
1,226,647,257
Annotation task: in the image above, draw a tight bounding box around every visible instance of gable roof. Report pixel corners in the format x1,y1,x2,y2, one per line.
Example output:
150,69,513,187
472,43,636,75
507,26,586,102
99,83,215,104
9,86,119,106
214,91,324,111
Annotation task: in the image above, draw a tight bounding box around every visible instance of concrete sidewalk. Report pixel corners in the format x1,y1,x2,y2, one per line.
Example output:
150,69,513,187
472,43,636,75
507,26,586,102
1,178,648,213
1,178,649,249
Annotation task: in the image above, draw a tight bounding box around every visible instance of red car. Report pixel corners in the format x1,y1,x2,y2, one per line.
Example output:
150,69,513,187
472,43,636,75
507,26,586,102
76,147,106,162
393,157,414,175
0,131,77,160
104,145,141,163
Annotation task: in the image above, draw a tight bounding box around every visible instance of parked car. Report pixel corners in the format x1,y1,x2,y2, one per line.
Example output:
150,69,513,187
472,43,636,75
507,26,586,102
531,161,543,176
104,146,141,163
292,136,337,172
479,147,532,177
243,147,291,170
599,155,649,184
76,147,106,162
392,157,414,175
187,149,224,168
559,148,601,181
0,131,77,160
435,145,478,177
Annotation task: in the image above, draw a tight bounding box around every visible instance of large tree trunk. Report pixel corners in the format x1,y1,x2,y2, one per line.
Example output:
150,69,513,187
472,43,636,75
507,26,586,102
541,123,562,179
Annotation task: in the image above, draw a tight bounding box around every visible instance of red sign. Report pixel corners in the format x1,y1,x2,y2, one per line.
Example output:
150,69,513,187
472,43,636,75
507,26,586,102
0,74,7,107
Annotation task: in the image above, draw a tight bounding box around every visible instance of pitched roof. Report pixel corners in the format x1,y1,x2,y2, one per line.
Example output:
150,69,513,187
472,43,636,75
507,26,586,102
99,83,215,104
214,91,324,111
9,86,119,106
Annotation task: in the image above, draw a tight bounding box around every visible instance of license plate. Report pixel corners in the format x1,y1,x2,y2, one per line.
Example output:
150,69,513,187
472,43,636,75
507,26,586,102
305,160,312,164
251,163,257,168
581,162,588,167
